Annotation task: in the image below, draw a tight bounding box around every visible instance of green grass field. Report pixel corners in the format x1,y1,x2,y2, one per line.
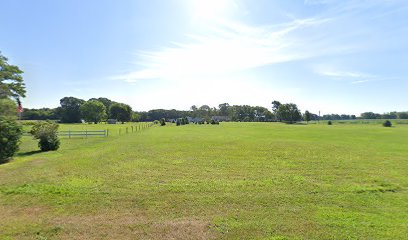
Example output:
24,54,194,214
1,122,407,239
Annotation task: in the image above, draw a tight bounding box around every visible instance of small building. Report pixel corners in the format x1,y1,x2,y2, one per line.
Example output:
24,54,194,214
212,116,230,122
107,119,117,124
190,117,204,123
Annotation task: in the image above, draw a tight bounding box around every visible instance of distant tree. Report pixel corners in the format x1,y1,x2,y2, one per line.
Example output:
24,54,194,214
198,105,211,119
304,110,311,124
271,100,282,121
190,105,198,111
328,120,332,125
218,103,230,116
131,112,140,122
361,112,380,119
109,103,132,123
22,108,60,120
0,52,26,101
276,103,302,124
398,112,408,119
89,97,114,117
59,97,85,123
253,106,271,122
80,100,107,124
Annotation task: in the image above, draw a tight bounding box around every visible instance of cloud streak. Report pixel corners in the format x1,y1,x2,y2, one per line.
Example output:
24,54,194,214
113,17,339,83
314,66,398,84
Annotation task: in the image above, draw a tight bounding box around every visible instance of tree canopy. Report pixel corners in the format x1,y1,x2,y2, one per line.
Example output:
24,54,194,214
80,100,107,124
0,52,25,100
276,103,302,123
59,97,85,123
109,103,132,123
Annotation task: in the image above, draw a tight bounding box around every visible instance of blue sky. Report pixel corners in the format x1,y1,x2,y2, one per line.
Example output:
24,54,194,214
1,0,407,115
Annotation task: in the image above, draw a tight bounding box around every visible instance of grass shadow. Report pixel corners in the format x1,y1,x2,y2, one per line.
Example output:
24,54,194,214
16,150,42,157
0,158,11,165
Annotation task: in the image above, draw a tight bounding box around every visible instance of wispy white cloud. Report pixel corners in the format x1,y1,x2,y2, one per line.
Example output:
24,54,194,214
112,17,337,83
316,69,373,79
314,66,398,84
113,0,408,84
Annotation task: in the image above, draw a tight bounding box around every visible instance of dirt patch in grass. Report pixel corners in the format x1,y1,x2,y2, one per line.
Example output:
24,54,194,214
150,219,216,240
0,204,49,221
52,212,216,240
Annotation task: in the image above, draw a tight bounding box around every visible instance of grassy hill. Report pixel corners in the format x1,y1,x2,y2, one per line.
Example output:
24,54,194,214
1,122,407,239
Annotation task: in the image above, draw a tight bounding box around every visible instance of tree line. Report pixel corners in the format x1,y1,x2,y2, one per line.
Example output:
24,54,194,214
20,99,408,123
22,97,136,123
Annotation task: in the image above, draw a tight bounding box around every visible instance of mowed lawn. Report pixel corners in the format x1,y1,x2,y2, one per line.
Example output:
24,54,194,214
0,123,407,239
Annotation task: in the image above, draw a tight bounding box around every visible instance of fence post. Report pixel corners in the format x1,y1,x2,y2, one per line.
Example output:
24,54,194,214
86,130,88,138
131,126,133,132
126,127,128,134
69,130,71,139
106,129,108,137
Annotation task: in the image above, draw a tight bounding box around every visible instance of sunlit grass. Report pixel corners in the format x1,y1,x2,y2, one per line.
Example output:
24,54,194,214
1,122,407,239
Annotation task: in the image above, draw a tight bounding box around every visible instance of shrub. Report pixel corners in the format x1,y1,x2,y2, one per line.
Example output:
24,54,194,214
160,118,166,126
30,121,60,151
328,121,332,125
0,117,22,163
153,120,159,125
176,118,181,126
383,120,392,127
210,119,220,125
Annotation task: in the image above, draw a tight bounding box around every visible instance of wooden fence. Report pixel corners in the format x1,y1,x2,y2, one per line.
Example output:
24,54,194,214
23,123,154,138
58,130,107,138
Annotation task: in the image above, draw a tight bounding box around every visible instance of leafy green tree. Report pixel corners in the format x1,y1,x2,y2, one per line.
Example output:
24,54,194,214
0,53,25,162
89,97,114,117
272,100,282,121
131,112,140,122
398,112,408,119
0,98,17,118
21,108,60,120
0,52,26,101
80,100,107,124
59,97,85,123
360,112,380,119
276,103,302,124
30,121,60,151
0,117,22,163
218,103,230,116
304,110,311,124
109,103,132,123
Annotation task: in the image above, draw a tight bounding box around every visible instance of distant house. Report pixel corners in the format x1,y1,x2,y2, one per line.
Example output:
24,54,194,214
189,117,204,123
107,119,117,124
212,116,230,122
